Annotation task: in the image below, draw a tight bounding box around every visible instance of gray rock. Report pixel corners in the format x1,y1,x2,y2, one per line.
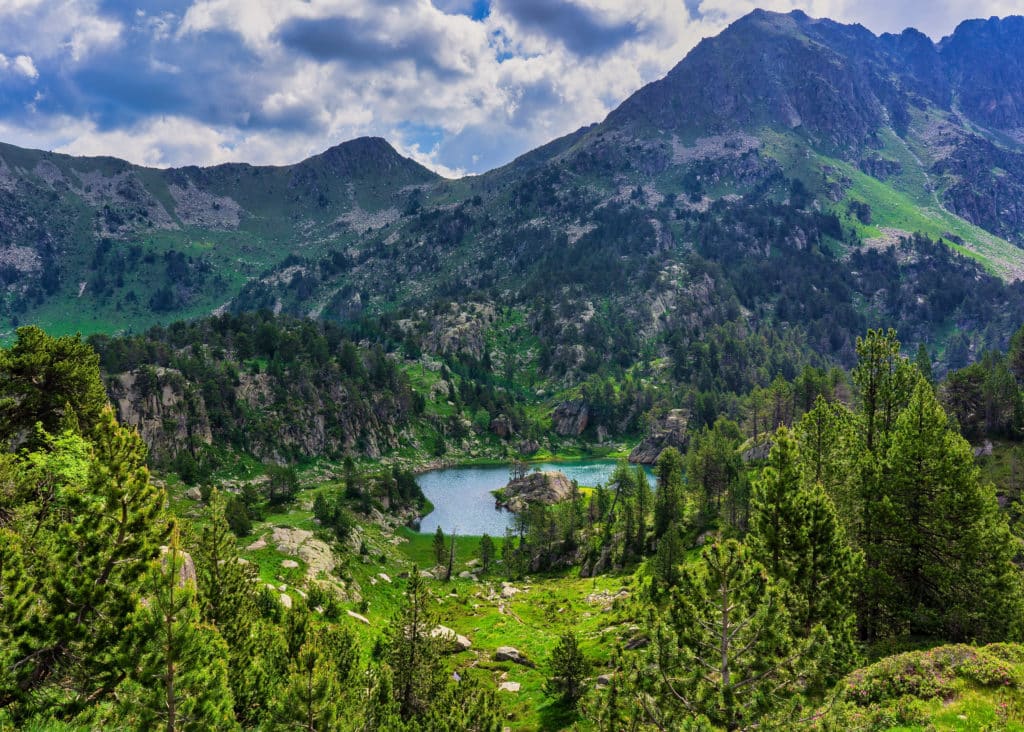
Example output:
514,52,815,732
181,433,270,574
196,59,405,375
625,636,650,651
159,546,196,587
185,486,202,501
431,625,472,652
518,439,540,456
742,439,773,463
347,610,370,625
490,414,514,439
629,409,689,464
552,401,589,436
497,471,575,512
494,646,534,667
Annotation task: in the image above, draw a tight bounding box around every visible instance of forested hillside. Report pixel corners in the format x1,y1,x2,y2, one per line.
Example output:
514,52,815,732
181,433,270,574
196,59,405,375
2,324,1024,730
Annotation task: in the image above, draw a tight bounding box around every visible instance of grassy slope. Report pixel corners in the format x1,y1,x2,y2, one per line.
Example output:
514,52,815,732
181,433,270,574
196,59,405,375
757,126,1024,282
814,644,1024,731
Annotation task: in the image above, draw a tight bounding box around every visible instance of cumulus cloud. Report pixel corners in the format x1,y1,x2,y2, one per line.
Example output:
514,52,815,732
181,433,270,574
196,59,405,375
0,0,1017,175
0,53,39,79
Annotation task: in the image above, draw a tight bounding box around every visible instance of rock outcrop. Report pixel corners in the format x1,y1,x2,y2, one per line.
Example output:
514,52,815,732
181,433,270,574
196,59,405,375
497,471,575,512
518,439,540,456
742,438,773,463
494,646,534,667
628,409,689,464
552,401,589,436
431,625,472,652
159,546,197,588
490,414,513,439
107,368,212,463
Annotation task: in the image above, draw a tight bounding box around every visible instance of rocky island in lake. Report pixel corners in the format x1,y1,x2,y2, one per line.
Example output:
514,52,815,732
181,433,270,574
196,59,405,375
494,470,576,512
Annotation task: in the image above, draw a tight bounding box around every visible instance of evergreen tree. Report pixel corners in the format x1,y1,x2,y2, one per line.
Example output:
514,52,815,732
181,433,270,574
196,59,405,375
748,430,861,677
0,326,108,447
914,343,934,384
2,409,169,717
432,526,446,566
124,530,237,732
747,428,804,581
388,570,445,720
545,631,589,708
684,419,743,529
645,540,823,730
794,396,860,537
194,491,259,647
852,328,913,455
192,491,263,725
653,447,684,539
275,631,339,732
884,378,1023,640
851,329,913,642
478,533,494,572
632,466,651,556
650,523,685,596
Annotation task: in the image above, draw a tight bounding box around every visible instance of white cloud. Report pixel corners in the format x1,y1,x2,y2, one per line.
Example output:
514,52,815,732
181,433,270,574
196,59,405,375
0,0,122,63
392,137,468,179
12,54,37,79
0,52,38,80
0,0,1019,175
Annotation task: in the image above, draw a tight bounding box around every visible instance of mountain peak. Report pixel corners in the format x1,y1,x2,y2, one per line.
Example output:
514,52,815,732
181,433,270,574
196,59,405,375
303,136,439,182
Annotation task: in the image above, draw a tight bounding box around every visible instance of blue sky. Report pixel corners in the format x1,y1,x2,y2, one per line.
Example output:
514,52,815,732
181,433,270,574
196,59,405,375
0,0,1017,176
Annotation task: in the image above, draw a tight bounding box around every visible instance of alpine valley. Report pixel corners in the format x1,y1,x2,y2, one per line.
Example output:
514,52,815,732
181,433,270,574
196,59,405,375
3,9,1024,732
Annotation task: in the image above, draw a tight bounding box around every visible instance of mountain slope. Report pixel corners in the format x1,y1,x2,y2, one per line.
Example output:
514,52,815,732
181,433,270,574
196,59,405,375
4,11,1024,380
0,136,438,334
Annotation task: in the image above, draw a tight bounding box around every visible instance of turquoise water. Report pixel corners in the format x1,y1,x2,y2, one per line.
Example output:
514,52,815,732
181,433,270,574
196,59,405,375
415,460,653,536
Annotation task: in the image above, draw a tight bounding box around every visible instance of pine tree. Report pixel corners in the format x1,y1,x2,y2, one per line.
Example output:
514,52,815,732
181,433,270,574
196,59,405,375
653,447,684,539
646,540,823,730
0,326,108,447
851,329,913,642
275,630,339,732
747,428,805,581
192,490,262,723
852,328,914,455
124,530,237,732
2,409,169,717
388,570,445,720
650,523,685,597
432,526,446,566
884,378,1023,640
632,466,651,556
795,396,860,537
545,631,589,707
445,530,457,581
748,428,860,673
478,533,494,572
914,343,934,384
194,491,259,644
684,419,743,528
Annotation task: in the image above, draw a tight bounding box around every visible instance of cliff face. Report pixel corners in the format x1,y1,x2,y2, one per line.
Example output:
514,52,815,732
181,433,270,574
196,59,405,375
107,368,212,463
106,364,413,464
